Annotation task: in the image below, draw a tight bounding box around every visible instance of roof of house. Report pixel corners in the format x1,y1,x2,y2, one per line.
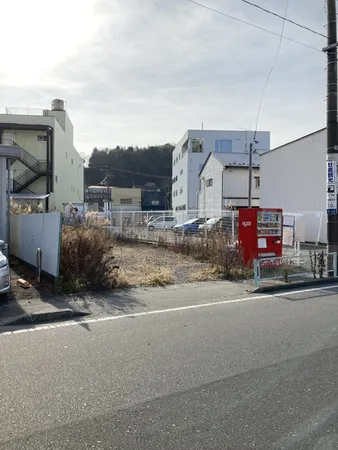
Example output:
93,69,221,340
260,127,325,157
198,152,260,177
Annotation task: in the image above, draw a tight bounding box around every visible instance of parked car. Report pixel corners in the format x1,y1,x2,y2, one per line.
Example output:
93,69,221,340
147,216,177,231
198,216,233,236
0,240,10,296
173,218,209,235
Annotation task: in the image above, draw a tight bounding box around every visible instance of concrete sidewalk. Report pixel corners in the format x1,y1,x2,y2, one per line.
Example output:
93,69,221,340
0,295,89,326
0,280,252,327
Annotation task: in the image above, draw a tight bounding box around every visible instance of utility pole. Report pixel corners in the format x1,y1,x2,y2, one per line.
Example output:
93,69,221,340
324,0,338,261
248,142,253,208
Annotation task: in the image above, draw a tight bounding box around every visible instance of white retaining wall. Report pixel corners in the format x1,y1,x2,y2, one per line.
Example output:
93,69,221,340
10,213,62,277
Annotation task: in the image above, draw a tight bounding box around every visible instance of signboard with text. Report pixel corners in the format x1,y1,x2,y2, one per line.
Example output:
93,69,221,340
327,161,337,214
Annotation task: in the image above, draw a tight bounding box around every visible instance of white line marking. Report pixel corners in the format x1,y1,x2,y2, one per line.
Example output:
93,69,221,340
0,283,337,337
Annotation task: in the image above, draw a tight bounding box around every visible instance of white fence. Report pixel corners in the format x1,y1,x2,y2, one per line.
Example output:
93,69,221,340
109,210,239,243
285,212,326,244
10,213,62,277
107,209,328,246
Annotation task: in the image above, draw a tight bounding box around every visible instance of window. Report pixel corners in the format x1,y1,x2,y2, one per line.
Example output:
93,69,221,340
172,176,178,183
180,187,183,194
71,158,74,165
215,139,232,153
120,198,132,204
192,139,203,153
37,135,47,142
175,190,178,196
55,175,58,183
255,176,260,188
151,200,160,205
172,191,176,197
173,159,175,166
180,169,183,175
206,178,213,187
176,156,178,163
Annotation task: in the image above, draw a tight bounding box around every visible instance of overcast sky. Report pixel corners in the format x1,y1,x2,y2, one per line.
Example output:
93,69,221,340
0,0,327,154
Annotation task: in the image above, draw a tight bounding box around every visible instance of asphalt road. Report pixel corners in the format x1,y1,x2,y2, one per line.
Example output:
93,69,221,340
1,284,338,449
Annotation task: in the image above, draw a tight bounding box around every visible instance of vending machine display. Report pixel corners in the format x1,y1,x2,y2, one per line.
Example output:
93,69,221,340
257,211,282,237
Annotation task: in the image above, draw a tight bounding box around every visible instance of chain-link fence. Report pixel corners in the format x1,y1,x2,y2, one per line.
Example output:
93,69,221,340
254,251,337,288
109,210,239,244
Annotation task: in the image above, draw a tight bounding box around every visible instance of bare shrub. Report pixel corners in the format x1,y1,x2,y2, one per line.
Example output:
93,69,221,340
60,226,118,292
10,199,43,215
162,234,250,280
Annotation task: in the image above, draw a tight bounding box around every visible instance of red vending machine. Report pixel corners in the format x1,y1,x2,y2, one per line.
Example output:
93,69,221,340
238,208,283,265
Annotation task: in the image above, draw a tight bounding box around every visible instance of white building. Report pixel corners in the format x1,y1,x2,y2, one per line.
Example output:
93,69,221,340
260,128,327,243
0,99,84,211
171,129,270,211
198,152,261,213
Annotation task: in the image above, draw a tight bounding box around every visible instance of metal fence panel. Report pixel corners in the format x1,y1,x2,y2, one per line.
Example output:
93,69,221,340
109,210,239,244
254,252,337,288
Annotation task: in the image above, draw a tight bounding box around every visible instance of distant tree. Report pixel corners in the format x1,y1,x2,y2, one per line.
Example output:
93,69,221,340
87,144,174,190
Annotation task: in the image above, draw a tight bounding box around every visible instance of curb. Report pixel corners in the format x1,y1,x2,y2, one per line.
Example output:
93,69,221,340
1,309,90,326
252,277,338,294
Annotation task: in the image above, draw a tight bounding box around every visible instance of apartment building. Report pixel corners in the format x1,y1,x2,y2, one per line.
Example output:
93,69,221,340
171,129,270,211
0,99,84,211
198,152,261,214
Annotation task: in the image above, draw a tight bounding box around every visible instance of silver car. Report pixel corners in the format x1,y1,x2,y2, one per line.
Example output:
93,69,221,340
0,240,10,296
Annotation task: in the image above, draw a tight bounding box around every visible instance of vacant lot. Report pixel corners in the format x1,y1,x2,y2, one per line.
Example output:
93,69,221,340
113,242,216,287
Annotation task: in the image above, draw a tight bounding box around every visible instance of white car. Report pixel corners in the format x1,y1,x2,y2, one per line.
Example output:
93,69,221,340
147,216,177,231
0,240,10,296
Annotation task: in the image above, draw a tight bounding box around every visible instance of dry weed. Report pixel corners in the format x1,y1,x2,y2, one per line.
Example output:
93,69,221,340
60,225,118,292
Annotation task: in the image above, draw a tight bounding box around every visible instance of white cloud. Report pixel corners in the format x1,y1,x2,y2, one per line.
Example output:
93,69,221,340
1,0,328,153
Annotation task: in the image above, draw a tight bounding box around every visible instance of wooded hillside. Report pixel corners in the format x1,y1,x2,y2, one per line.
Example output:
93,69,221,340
86,144,174,188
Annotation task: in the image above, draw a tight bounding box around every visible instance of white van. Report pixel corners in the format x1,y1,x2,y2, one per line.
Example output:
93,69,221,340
0,240,10,296
147,216,177,231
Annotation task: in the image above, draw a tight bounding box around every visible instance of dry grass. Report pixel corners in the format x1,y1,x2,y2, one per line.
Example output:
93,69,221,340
188,267,220,282
60,226,118,292
112,242,208,287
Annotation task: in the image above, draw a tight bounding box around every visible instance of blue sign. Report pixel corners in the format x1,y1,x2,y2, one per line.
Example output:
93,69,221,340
327,208,337,215
327,161,336,184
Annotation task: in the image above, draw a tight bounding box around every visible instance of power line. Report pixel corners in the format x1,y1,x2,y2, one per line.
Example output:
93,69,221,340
186,0,323,52
241,0,328,39
253,0,290,140
97,166,172,180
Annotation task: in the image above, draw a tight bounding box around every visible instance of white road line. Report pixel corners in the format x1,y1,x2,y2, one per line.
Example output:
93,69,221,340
0,284,337,337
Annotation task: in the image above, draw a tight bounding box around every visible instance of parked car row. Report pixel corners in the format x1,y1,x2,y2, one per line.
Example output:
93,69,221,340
145,215,237,236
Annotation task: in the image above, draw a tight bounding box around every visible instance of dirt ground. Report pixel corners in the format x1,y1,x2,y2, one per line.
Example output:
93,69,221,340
6,243,216,301
113,242,215,287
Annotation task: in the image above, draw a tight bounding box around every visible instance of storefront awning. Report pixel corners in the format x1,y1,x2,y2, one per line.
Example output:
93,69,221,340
10,193,51,200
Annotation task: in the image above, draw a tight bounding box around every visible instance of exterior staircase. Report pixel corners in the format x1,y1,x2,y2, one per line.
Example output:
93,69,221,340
3,139,47,193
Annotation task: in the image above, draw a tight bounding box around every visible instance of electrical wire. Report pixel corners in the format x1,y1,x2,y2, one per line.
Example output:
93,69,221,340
96,166,172,179
186,0,323,52
253,0,289,141
241,0,327,39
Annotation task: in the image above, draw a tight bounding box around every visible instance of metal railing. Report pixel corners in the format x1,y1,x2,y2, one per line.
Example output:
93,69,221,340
13,169,39,189
2,138,47,173
253,251,337,288
108,210,239,244
4,107,46,116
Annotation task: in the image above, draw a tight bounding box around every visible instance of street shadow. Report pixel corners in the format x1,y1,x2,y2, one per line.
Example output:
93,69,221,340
276,285,338,301
1,262,146,331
